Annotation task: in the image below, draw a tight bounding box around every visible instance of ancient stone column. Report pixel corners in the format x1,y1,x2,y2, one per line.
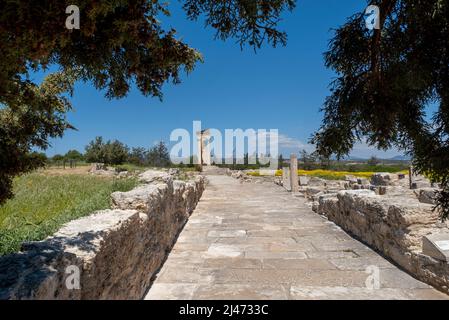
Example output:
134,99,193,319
282,167,291,191
202,131,211,165
195,132,203,169
290,154,299,193
196,129,212,167
409,166,416,189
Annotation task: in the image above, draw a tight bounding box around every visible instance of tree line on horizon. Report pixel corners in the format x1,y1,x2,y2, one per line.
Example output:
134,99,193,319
48,137,172,168
1,0,449,220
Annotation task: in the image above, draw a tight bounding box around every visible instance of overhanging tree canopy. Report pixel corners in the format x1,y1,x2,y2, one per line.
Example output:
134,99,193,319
312,0,449,219
0,0,295,204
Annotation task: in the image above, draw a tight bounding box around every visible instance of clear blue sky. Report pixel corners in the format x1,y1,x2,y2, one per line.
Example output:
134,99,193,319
37,0,404,158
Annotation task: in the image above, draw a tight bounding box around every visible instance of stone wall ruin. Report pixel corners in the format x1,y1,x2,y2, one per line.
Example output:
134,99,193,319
0,170,206,300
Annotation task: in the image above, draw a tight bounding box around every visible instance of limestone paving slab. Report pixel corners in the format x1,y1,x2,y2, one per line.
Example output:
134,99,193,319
145,174,448,300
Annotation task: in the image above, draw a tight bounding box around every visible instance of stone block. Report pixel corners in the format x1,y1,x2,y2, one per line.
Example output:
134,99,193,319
371,173,395,186
422,233,449,262
417,188,439,205
299,175,310,186
0,170,206,300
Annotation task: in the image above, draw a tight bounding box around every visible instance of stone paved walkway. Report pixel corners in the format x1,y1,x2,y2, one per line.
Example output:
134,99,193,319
145,174,448,300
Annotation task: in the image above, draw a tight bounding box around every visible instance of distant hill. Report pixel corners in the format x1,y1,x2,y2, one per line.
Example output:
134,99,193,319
387,155,411,161
329,155,411,161
330,155,367,161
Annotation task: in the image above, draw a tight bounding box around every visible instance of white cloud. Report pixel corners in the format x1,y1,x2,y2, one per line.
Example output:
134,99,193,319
251,132,312,151
278,134,311,150
350,140,404,159
273,135,405,159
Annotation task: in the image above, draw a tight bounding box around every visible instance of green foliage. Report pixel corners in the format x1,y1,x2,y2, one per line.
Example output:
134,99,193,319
312,0,449,220
128,147,148,166
300,149,317,170
0,173,138,255
65,150,84,161
367,156,381,166
146,141,171,167
278,154,284,169
85,137,129,165
0,0,294,205
85,137,107,164
0,71,75,204
29,152,48,165
105,140,129,165
52,154,65,162
183,0,296,49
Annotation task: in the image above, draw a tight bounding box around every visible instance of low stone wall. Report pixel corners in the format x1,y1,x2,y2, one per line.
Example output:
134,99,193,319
0,171,205,300
314,190,449,294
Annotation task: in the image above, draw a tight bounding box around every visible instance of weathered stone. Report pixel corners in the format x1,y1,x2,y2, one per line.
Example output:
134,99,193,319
138,169,171,183
88,163,120,177
316,187,449,294
357,178,370,185
422,233,449,262
376,186,387,195
0,209,144,300
345,175,358,184
282,167,291,191
117,171,129,178
371,173,397,186
299,175,310,186
89,163,107,172
308,177,326,187
416,188,439,205
112,183,171,213
146,174,445,300
304,187,323,198
193,284,288,300
168,168,180,176
290,154,299,193
229,170,252,183
145,283,197,300
262,258,336,270
0,170,206,300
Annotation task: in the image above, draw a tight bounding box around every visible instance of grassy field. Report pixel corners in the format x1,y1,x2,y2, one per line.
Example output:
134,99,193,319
0,172,138,256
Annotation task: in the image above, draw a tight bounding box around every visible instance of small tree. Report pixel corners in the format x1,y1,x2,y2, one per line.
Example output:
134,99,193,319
244,153,249,166
65,150,84,162
30,152,48,166
128,147,148,166
278,154,284,170
367,156,381,166
104,140,129,165
52,154,65,162
300,149,316,170
85,137,106,164
147,141,171,167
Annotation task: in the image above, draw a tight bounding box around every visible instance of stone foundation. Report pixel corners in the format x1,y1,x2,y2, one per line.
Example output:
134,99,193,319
314,190,449,294
0,171,206,300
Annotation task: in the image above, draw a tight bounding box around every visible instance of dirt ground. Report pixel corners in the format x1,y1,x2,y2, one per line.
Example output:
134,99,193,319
38,165,92,176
